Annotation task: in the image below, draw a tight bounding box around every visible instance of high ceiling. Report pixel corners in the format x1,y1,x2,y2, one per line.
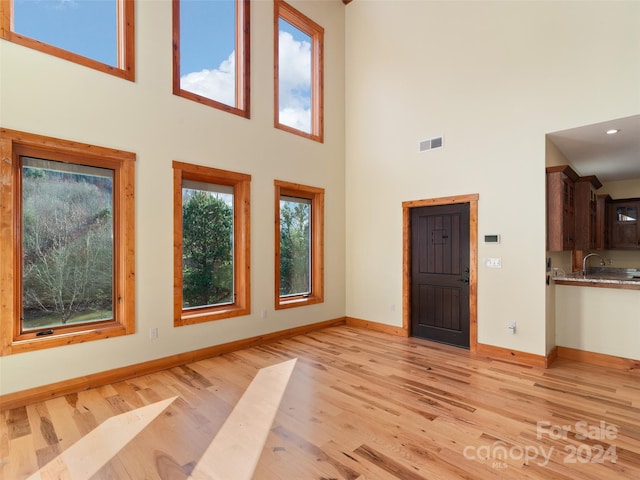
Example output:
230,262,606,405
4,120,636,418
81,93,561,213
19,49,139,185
343,1,637,183
547,114,640,182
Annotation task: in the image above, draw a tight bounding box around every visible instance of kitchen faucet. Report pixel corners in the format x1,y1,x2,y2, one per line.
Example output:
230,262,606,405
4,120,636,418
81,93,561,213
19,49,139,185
582,252,606,275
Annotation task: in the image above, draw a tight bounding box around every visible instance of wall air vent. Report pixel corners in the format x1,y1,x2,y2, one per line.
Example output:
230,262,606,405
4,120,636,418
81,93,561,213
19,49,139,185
419,136,444,152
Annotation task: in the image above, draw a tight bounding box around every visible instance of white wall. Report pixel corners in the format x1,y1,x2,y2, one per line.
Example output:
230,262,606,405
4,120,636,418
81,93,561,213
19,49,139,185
2,0,639,396
545,138,572,353
345,1,640,355
556,285,640,359
0,0,346,395
600,178,640,200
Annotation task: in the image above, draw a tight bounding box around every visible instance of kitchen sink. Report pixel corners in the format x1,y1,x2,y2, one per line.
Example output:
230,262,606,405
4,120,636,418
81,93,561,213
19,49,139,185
585,267,640,280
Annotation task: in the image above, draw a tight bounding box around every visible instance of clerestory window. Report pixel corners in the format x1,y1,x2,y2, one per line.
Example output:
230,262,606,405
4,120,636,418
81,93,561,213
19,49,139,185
173,0,250,117
0,0,135,80
0,129,136,355
274,0,324,142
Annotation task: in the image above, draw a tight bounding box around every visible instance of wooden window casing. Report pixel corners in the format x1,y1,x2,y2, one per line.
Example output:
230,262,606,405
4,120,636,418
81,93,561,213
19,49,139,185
173,161,251,325
274,180,324,309
172,0,250,118
0,0,135,81
274,0,324,142
0,129,136,355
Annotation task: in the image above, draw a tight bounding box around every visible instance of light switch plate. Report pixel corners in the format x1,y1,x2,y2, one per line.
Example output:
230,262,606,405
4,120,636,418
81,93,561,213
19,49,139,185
485,257,502,268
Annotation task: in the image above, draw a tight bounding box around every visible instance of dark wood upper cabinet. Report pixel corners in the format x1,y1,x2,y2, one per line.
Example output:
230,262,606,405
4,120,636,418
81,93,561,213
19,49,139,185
545,165,640,252
574,175,602,251
547,165,579,252
596,194,611,250
608,199,640,249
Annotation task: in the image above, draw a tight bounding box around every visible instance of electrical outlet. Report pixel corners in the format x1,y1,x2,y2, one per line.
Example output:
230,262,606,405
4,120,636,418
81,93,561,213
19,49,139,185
508,322,516,334
149,327,158,340
261,308,268,319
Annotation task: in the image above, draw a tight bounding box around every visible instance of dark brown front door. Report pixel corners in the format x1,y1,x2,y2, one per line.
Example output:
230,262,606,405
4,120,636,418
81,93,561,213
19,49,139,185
411,203,470,348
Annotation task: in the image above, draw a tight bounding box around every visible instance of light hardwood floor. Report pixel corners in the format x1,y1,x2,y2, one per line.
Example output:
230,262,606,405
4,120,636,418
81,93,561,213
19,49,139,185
2,326,639,479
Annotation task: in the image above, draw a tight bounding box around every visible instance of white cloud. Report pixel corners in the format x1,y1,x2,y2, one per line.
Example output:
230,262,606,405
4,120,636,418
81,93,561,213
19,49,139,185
278,31,312,133
180,51,236,107
279,107,311,133
53,0,79,10
179,31,313,132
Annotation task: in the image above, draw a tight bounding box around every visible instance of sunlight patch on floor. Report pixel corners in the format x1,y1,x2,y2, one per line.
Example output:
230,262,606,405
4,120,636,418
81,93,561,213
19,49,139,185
27,396,178,480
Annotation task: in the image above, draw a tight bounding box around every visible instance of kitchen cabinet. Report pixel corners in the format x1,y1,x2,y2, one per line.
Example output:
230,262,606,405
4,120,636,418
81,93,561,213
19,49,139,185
574,175,602,250
546,165,579,251
609,199,640,249
595,194,611,250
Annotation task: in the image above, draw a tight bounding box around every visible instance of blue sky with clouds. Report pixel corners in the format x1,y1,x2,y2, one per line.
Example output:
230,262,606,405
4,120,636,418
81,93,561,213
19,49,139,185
277,19,312,132
180,0,235,75
13,0,314,131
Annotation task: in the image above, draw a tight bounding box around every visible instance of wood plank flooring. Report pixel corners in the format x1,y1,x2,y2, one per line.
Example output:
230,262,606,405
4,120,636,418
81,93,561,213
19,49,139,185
1,326,639,479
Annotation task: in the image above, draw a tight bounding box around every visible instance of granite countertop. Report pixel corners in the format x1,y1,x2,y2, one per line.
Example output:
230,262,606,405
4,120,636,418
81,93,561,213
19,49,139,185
554,267,640,290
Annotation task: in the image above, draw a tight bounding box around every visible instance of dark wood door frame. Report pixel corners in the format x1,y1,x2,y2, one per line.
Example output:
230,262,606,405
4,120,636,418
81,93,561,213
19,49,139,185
402,194,479,352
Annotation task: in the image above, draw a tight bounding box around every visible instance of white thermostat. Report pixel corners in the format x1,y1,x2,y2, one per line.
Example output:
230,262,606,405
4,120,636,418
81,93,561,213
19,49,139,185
484,234,501,243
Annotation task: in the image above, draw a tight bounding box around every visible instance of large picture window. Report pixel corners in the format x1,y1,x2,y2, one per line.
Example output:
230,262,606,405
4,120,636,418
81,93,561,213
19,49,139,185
274,0,324,142
21,158,115,330
173,0,250,117
0,129,136,355
173,162,251,325
275,180,324,309
0,0,135,80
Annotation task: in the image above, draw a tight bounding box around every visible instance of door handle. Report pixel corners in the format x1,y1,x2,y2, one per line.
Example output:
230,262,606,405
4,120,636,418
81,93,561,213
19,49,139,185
458,277,470,285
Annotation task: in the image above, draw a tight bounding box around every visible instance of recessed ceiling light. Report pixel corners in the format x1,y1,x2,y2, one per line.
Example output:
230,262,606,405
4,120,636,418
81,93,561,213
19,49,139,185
606,129,621,135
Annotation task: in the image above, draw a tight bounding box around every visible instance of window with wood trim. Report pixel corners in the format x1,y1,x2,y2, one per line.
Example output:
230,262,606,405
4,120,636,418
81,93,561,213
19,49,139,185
173,0,250,117
0,0,135,81
173,162,251,325
0,129,136,356
274,0,324,142
275,180,324,309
